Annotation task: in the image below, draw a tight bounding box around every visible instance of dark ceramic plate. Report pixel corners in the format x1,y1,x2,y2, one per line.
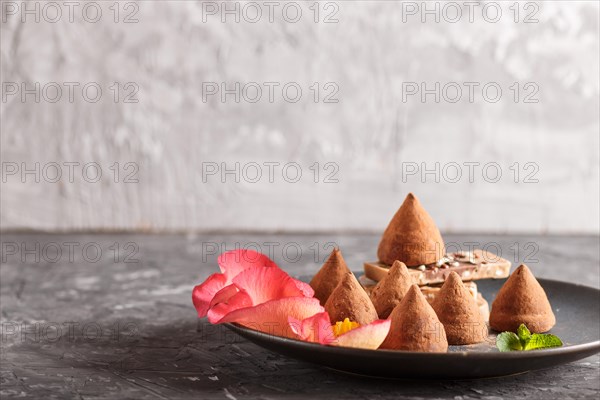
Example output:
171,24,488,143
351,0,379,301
225,276,600,379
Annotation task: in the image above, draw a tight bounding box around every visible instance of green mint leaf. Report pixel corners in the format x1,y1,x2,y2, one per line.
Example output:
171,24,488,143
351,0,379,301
517,323,531,347
497,324,564,351
496,332,523,352
523,334,563,350
517,324,531,342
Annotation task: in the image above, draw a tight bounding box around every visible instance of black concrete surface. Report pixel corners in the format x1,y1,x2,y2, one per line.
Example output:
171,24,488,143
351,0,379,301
1,233,599,399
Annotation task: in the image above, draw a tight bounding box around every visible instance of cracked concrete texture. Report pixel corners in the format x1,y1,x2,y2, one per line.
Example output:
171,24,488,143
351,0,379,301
1,233,598,399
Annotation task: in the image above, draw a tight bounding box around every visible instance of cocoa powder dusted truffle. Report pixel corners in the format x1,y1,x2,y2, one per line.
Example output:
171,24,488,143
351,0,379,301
324,272,378,326
432,272,488,345
377,193,445,266
309,248,352,305
370,260,414,318
379,285,448,352
490,264,556,333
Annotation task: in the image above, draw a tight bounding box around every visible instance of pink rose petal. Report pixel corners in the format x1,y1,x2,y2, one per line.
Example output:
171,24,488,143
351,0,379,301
333,319,391,350
288,312,336,344
207,267,314,322
192,273,226,317
232,266,314,304
292,280,315,298
217,297,325,339
207,289,252,324
209,284,240,309
192,250,278,317
218,249,278,276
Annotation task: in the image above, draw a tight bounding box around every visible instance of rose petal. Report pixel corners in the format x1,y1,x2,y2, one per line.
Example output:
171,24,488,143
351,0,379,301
288,312,336,344
207,267,314,321
232,266,314,304
208,267,314,323
192,250,278,317
192,273,226,317
209,284,240,309
332,319,391,350
207,288,252,324
217,297,325,339
218,249,278,277
292,280,315,298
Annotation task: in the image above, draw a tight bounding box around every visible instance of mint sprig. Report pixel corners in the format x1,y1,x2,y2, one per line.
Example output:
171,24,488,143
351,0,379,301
517,323,531,342
523,333,563,350
496,323,562,352
496,332,523,351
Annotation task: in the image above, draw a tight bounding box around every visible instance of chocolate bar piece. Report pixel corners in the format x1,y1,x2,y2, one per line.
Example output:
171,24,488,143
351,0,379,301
364,249,511,286
359,274,478,298
358,275,489,320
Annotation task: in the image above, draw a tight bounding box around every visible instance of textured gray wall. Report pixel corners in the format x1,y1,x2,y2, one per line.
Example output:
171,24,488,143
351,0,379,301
1,1,599,233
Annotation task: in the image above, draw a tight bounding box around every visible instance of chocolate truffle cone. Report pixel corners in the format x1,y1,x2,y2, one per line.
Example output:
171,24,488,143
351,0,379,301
490,264,555,333
324,272,378,325
370,260,414,318
432,272,488,345
309,248,352,305
377,193,445,266
380,285,448,352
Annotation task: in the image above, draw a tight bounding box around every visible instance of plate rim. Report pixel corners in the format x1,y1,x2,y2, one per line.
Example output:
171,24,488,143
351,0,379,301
225,322,600,359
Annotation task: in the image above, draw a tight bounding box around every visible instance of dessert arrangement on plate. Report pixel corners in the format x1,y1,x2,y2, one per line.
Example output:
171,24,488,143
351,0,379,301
192,193,564,353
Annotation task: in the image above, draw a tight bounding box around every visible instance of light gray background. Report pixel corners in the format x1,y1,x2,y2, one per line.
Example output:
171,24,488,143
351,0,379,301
1,0,599,233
